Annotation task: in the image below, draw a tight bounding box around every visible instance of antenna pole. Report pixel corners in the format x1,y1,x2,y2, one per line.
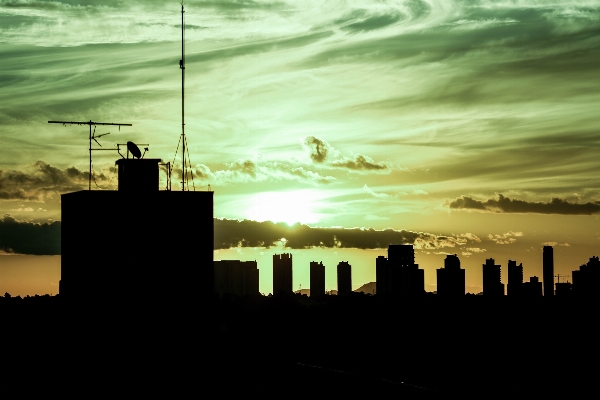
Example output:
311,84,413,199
48,120,132,191
89,121,92,190
181,3,186,191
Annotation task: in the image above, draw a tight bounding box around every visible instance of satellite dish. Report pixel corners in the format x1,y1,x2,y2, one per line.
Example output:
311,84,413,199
127,141,142,159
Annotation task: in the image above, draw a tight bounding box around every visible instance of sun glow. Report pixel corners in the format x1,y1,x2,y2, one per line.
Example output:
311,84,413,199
247,189,324,225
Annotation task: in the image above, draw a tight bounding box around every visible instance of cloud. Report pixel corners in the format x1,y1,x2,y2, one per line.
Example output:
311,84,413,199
303,136,390,173
0,161,112,201
542,241,570,247
362,184,389,198
303,136,331,163
331,154,390,172
448,194,600,215
214,218,478,250
465,247,486,253
0,214,60,255
186,160,336,186
0,215,480,255
487,231,523,245
459,233,481,243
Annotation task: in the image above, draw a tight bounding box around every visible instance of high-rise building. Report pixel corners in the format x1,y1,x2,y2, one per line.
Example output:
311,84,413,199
543,246,554,296
507,260,523,297
60,157,214,302
436,254,465,296
376,255,388,296
572,256,600,297
482,258,504,296
522,276,543,297
310,261,325,298
376,244,424,296
214,260,259,297
273,253,293,295
337,261,352,297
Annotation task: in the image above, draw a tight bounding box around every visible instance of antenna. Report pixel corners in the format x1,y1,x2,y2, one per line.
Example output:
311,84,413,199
48,120,132,190
171,3,200,192
181,2,186,191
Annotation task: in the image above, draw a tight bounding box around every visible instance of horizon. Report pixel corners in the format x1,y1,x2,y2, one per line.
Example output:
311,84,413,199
1,0,599,296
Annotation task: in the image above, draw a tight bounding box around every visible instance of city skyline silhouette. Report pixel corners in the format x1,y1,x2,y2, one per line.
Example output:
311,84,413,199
1,2,600,395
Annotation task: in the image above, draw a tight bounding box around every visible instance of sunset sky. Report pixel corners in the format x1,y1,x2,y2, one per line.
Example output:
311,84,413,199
1,0,599,296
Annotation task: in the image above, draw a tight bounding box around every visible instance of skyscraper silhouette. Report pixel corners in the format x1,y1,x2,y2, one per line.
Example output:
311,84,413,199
572,256,600,297
543,246,554,296
337,261,352,297
482,258,504,296
310,261,325,298
214,260,259,297
273,253,293,295
507,260,523,297
376,244,424,296
376,255,388,296
436,254,465,296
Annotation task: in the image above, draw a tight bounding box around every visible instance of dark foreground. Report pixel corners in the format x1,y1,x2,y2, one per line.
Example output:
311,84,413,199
1,293,597,397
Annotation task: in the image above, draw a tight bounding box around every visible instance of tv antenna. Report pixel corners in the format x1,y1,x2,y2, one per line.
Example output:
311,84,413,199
48,120,132,190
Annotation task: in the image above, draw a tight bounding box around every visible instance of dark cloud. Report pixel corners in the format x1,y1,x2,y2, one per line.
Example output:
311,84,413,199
0,216,471,255
303,136,389,173
303,136,330,163
448,194,600,215
0,214,60,255
228,159,257,177
0,161,111,200
331,155,389,172
214,218,470,250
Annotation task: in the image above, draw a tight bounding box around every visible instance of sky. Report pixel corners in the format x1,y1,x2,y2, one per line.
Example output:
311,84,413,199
1,0,599,296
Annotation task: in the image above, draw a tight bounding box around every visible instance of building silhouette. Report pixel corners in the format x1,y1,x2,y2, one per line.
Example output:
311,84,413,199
273,253,293,295
214,260,259,297
376,244,424,296
337,261,352,297
555,282,573,297
436,254,465,296
310,261,325,298
376,256,388,296
60,157,214,301
543,246,554,296
572,256,600,297
522,276,543,297
482,258,504,296
507,260,523,297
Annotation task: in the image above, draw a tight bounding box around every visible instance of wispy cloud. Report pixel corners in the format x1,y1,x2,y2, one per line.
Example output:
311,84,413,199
183,159,336,186
487,231,523,245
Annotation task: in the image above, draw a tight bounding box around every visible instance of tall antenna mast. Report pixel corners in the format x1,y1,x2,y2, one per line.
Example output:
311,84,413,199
180,2,186,191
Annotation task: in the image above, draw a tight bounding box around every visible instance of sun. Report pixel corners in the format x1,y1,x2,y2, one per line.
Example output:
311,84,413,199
247,189,323,226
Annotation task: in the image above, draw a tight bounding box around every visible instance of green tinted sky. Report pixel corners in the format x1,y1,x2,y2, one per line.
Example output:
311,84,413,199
1,0,599,295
